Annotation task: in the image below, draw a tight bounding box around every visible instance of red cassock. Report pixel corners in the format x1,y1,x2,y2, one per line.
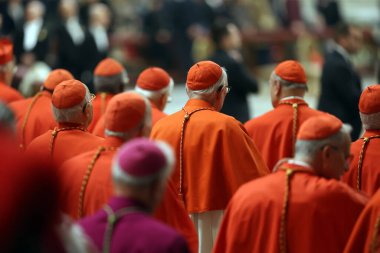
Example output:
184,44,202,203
58,137,198,253
344,188,380,253
213,162,367,253
342,129,380,196
244,98,326,171
92,102,167,138
151,99,269,213
87,92,113,132
9,91,56,148
0,82,23,104
26,122,104,167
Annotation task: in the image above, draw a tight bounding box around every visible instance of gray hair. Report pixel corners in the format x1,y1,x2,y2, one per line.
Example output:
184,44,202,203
186,67,228,99
135,78,174,102
105,92,152,138
273,73,308,91
294,124,351,160
111,141,175,186
360,111,380,130
51,84,91,124
94,71,129,93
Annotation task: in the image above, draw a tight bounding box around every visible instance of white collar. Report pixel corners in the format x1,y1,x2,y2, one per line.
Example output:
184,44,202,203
334,43,352,64
287,159,313,170
279,96,305,102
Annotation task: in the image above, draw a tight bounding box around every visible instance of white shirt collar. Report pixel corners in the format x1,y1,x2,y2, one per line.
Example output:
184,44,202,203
334,43,352,64
279,96,305,102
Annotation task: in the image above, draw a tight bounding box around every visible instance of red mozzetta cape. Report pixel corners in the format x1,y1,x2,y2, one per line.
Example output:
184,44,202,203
26,123,104,167
342,129,380,196
0,81,23,104
344,188,380,253
150,99,269,213
213,162,367,253
244,98,325,171
92,102,167,138
9,91,56,148
88,92,114,132
58,137,198,253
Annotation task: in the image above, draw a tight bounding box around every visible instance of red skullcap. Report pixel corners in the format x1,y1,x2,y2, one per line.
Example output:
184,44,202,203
94,58,125,76
359,85,380,114
52,80,86,109
105,92,147,133
44,69,74,91
136,67,171,91
274,60,307,84
186,61,222,90
297,114,342,140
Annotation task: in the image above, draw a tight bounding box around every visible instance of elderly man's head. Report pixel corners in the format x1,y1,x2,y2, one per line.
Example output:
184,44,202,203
111,138,174,212
186,61,230,111
89,2,111,28
135,67,174,111
294,114,352,180
358,85,380,130
269,60,308,107
59,0,79,19
93,58,129,93
51,80,94,127
104,92,152,140
0,39,15,85
25,0,45,21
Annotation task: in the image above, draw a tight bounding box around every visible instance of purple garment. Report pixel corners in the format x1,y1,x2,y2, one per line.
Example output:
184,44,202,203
78,196,190,253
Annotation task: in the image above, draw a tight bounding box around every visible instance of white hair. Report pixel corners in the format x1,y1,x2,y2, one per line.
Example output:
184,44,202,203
360,111,380,130
273,73,308,91
186,67,228,99
104,92,152,138
94,71,129,93
111,141,175,186
135,78,174,102
51,84,91,124
294,124,351,160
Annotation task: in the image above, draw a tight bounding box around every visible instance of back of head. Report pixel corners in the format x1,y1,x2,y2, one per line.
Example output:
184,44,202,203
135,67,174,109
295,114,351,179
104,91,152,140
43,68,74,92
111,138,174,209
359,85,380,130
271,60,308,105
211,18,241,51
94,58,128,93
51,80,92,126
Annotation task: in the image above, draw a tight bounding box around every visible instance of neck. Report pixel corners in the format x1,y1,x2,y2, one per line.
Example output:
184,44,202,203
57,122,85,129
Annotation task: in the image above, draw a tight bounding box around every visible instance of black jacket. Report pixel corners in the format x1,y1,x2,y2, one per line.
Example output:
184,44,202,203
318,49,362,140
210,50,259,122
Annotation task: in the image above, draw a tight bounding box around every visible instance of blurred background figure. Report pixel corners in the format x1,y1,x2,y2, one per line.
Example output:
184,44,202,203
210,18,259,122
317,23,363,141
54,0,87,81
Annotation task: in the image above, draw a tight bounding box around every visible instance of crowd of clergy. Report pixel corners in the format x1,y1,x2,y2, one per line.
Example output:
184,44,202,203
0,25,379,253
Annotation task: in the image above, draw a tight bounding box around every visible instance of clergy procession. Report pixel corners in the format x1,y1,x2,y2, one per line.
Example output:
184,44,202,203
1,1,380,252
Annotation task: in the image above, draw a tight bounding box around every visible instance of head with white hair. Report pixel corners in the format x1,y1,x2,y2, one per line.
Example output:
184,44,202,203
93,58,129,93
294,114,352,180
111,138,175,212
51,80,94,128
269,60,308,107
185,61,230,112
358,85,380,130
135,67,174,111
104,91,152,141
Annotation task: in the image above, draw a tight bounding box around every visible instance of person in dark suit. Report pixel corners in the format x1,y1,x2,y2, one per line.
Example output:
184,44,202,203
318,23,363,140
54,0,87,80
13,1,50,65
210,19,259,122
